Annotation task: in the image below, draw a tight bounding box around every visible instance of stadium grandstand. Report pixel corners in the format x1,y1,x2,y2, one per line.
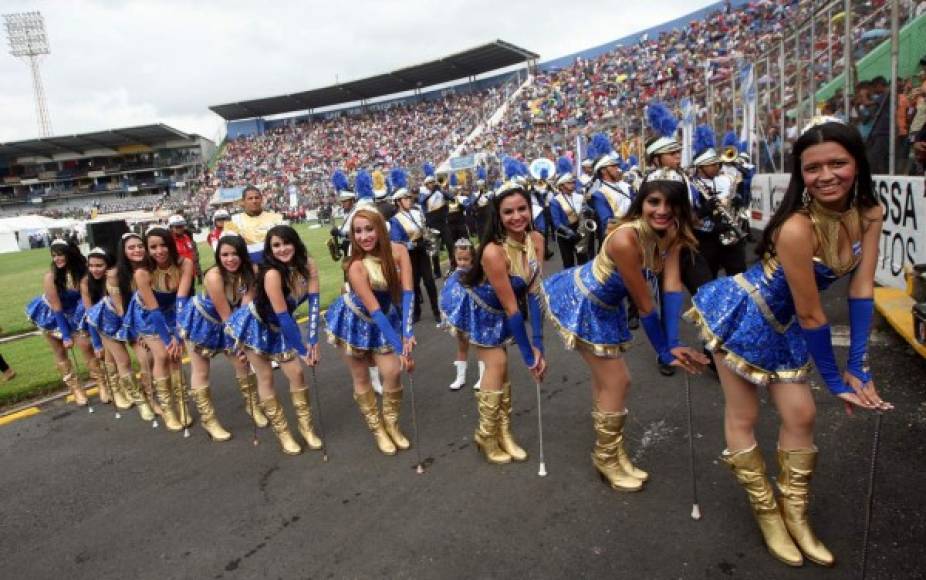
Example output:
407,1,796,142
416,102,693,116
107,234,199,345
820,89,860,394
0,124,215,220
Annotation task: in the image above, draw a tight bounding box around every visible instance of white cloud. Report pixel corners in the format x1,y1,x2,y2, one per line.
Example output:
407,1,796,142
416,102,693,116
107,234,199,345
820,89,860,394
0,0,717,143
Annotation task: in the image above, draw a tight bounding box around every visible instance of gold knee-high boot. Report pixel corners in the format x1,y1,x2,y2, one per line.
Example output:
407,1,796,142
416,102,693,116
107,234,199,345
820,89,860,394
153,377,182,431
381,389,410,450
722,445,803,566
259,396,302,455
170,368,193,428
139,371,160,416
777,448,834,567
120,374,154,421
106,361,132,410
594,404,648,482
290,388,322,450
590,410,644,492
497,383,526,461
353,389,396,455
87,359,110,404
57,360,88,406
237,374,268,428
192,386,231,441
474,389,511,464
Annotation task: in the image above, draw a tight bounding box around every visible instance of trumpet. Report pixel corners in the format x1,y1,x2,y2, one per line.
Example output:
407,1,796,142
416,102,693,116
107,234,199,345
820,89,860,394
720,146,739,163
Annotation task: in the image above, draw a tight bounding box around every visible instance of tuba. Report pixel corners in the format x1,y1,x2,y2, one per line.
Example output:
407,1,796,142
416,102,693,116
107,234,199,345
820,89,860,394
529,158,556,183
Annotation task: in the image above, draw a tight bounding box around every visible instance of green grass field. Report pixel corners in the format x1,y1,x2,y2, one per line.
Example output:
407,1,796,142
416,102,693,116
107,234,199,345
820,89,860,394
0,221,352,408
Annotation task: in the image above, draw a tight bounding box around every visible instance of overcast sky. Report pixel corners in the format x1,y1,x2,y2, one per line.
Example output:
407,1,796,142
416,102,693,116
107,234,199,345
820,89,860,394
0,0,716,144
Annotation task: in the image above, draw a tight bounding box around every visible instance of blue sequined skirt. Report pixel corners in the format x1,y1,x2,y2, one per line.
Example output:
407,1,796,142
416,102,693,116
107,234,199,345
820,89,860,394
25,296,86,340
543,266,631,358
325,293,400,356
86,298,128,341
686,272,810,386
226,303,299,362
123,295,177,343
178,296,234,358
438,274,511,348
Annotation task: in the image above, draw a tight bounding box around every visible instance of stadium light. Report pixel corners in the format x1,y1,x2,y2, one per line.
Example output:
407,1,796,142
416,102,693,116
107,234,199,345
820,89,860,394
3,11,53,137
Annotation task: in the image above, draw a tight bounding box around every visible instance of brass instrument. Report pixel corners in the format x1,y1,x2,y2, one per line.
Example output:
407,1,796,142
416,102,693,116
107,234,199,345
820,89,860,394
422,227,441,258
691,177,747,246
575,208,598,255
720,146,739,163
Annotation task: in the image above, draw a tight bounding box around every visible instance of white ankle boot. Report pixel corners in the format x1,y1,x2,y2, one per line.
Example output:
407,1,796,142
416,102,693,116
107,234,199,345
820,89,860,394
472,361,485,391
449,361,467,390
369,366,383,395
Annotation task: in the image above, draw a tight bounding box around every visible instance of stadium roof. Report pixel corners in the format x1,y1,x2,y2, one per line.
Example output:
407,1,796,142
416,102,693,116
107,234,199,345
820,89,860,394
0,124,198,159
209,40,539,121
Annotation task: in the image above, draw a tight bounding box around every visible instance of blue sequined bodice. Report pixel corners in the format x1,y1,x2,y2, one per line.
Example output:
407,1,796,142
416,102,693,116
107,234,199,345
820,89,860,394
58,288,82,312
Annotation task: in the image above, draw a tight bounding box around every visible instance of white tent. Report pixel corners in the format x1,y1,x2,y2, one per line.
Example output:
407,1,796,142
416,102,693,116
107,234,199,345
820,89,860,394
0,215,81,254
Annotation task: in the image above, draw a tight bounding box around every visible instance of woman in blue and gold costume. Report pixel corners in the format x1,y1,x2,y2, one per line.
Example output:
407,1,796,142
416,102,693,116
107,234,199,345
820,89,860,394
87,233,155,421
79,247,126,408
686,119,892,568
226,225,323,455
326,208,416,456
545,169,707,491
124,227,195,432
179,233,265,441
25,239,97,406
441,181,546,465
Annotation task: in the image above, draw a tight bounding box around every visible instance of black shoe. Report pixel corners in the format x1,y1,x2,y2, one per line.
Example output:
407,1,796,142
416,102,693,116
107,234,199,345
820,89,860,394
413,312,421,324
658,362,676,377
628,313,640,330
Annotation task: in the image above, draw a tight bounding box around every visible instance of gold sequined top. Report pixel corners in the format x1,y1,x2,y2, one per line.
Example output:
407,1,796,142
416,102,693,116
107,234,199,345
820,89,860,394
362,255,389,291
592,219,671,284
152,263,182,293
762,200,863,278
503,234,539,289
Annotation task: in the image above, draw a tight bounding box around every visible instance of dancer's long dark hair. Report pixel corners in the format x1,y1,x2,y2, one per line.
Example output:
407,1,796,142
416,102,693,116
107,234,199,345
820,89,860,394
86,250,113,305
255,225,310,321
115,233,145,310
620,178,698,251
756,121,877,258
212,235,256,299
50,241,87,296
461,185,533,287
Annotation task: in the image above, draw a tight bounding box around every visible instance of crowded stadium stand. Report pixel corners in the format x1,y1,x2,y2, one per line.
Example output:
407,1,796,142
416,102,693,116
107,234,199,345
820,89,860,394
0,124,216,219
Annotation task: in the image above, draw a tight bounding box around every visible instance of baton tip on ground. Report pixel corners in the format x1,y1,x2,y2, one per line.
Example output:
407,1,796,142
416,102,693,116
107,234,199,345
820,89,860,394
691,504,702,520
538,463,548,477
416,464,425,474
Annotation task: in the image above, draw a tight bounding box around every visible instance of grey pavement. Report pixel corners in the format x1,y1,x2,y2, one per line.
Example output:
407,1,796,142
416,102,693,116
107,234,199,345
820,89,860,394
1,253,924,579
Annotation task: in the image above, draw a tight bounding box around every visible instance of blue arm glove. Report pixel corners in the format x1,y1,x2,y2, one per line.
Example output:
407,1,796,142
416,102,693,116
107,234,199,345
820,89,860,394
148,309,174,346
662,291,684,349
372,310,404,354
640,310,674,365
306,293,320,346
53,311,72,342
277,311,308,357
800,324,852,396
528,293,544,354
506,312,536,368
847,298,874,383
401,290,415,339
88,325,103,352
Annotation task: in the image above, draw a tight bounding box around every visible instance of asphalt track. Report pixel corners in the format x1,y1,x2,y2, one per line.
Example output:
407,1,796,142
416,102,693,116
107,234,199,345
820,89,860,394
2,253,925,579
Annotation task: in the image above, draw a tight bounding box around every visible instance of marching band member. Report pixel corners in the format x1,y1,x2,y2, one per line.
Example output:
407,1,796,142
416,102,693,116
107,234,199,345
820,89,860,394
178,233,265,441
325,208,416,456
329,170,358,263
226,225,323,455
470,166,492,235
79,247,118,405
224,185,284,264
207,209,231,250
588,134,634,240
442,238,483,391
446,173,471,246
441,180,546,465
92,233,156,421
388,168,440,325
545,168,707,491
549,156,591,268
690,126,747,278
124,226,195,433
373,169,396,221
420,162,454,276
578,158,594,189
686,119,892,567
26,239,94,406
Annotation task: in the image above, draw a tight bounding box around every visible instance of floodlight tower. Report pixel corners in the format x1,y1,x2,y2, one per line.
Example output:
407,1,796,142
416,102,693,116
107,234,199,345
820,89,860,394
3,11,53,137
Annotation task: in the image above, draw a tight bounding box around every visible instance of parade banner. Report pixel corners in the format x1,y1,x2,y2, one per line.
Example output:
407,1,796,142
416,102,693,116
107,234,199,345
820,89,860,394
448,154,476,171
751,174,926,289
